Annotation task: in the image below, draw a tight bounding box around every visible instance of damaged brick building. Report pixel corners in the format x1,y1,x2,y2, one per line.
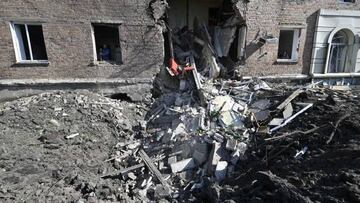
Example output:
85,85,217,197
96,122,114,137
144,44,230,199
0,0,360,92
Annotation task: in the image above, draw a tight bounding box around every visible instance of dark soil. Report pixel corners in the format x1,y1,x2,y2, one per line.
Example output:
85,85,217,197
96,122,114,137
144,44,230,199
216,89,360,203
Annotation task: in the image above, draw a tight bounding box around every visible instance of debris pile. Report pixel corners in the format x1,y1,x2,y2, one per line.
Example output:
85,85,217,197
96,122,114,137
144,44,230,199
163,3,246,80
0,82,360,202
101,77,360,202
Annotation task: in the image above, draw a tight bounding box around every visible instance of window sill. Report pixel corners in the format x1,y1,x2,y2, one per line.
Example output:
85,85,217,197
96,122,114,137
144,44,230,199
338,2,355,5
12,61,49,67
312,73,360,78
276,59,298,64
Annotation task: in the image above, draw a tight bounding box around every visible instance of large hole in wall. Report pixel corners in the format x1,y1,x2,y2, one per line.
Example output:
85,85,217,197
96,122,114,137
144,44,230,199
164,0,246,77
167,0,224,30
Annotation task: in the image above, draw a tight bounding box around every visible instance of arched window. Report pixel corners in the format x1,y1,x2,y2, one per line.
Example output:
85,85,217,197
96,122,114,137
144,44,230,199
325,28,356,73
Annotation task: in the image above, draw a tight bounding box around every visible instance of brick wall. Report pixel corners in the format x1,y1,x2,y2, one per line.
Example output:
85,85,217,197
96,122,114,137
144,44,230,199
0,0,164,80
2,0,360,80
240,0,360,76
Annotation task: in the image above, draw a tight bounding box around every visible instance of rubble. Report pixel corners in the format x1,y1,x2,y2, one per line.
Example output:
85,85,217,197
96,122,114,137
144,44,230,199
170,158,196,174
0,0,359,202
1,76,360,202
214,161,228,181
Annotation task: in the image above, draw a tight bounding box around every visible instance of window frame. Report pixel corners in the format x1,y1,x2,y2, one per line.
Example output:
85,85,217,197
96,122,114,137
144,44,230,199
90,23,122,64
9,22,49,64
324,28,356,74
276,28,300,63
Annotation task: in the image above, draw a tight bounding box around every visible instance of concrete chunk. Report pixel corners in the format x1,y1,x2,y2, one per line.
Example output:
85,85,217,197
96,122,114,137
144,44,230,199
225,139,237,151
269,118,284,126
193,143,209,165
283,103,293,119
167,156,177,165
213,133,224,143
255,110,270,121
207,142,222,174
170,158,196,173
127,172,137,180
215,161,228,181
171,122,187,140
193,150,207,165
251,99,271,110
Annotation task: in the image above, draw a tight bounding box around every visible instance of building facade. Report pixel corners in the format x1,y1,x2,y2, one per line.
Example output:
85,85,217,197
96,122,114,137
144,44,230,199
242,0,360,85
0,0,359,85
0,0,164,80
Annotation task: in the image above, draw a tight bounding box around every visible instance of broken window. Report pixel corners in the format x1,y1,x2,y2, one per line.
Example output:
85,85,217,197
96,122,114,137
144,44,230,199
10,23,48,62
277,29,300,62
92,23,122,64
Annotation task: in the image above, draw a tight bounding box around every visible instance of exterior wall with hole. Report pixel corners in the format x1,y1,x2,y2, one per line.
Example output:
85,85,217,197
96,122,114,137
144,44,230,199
2,0,360,80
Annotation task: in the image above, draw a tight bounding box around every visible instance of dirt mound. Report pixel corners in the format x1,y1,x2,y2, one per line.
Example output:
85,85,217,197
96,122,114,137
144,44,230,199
0,91,146,202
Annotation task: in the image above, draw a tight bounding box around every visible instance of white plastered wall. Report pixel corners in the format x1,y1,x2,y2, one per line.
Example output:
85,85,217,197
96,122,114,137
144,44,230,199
310,9,360,75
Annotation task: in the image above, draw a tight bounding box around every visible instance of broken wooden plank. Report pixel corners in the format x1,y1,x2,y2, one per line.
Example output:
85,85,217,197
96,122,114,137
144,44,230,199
277,81,323,111
270,103,313,134
265,124,328,142
326,113,350,144
101,156,162,178
101,151,182,178
276,89,304,111
138,149,172,194
282,103,293,119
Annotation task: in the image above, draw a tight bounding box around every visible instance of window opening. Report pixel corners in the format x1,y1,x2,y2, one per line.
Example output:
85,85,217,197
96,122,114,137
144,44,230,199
277,29,299,62
339,0,355,3
92,24,122,64
12,23,48,62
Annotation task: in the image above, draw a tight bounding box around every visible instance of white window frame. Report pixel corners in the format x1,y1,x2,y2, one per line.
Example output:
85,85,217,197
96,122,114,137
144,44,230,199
324,27,356,74
91,23,122,63
91,24,98,62
277,28,300,63
9,22,48,64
